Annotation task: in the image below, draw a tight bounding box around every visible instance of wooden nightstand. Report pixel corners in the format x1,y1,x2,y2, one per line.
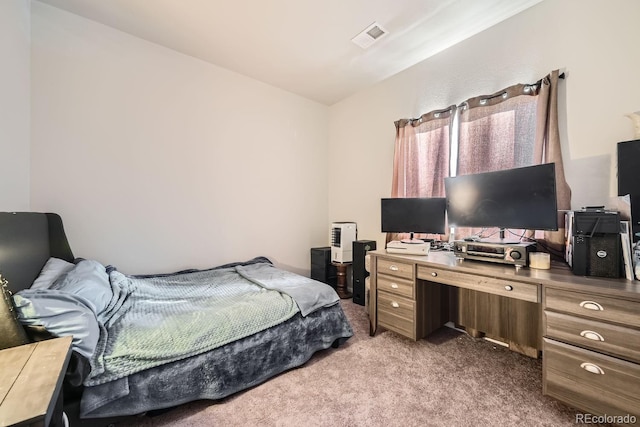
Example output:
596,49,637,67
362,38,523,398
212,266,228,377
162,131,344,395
0,336,72,427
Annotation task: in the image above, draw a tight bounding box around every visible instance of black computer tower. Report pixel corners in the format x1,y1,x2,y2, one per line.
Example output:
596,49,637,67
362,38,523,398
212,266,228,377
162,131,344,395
352,240,376,306
572,233,622,278
310,247,337,288
571,210,622,278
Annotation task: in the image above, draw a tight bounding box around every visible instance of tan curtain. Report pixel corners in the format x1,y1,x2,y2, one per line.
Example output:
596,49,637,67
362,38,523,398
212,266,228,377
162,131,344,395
390,107,454,242
455,82,540,242
455,69,571,255
457,84,538,175
534,70,572,253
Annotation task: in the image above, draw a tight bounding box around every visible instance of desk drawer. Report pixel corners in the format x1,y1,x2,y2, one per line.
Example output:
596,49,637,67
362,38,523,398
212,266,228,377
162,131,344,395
545,288,640,328
377,273,414,299
377,259,414,280
545,311,640,363
417,266,540,303
543,338,640,418
378,291,415,338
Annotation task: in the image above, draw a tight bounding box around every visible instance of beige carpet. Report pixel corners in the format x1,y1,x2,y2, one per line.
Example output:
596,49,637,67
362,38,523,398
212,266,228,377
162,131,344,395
118,300,581,427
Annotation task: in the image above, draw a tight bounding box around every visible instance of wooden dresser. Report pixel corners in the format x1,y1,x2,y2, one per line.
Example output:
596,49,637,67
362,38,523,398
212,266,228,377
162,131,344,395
368,250,640,423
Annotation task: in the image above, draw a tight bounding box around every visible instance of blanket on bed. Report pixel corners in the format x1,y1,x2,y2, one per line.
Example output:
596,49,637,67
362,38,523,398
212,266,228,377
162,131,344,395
15,256,350,417
82,260,338,386
80,303,353,417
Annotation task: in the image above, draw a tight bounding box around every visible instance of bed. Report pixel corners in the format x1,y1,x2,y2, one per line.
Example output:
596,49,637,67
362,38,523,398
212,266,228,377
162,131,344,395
0,212,353,426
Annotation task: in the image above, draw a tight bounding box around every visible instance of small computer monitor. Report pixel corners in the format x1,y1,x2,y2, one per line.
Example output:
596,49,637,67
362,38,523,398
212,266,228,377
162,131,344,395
381,197,447,238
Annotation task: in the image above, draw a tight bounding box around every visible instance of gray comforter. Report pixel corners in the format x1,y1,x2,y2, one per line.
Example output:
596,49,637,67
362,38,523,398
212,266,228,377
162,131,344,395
81,302,352,417
17,256,352,418
87,261,340,387
77,259,352,418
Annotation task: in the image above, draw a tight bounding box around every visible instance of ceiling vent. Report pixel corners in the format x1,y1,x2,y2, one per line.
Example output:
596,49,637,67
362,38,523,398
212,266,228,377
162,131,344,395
351,22,388,49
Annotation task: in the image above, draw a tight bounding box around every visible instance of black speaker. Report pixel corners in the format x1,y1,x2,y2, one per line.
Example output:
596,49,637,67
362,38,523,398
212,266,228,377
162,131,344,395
618,139,640,242
310,247,336,288
352,240,376,306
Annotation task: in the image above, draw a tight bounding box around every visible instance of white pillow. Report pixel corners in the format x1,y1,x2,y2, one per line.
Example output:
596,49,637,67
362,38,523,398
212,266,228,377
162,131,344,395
31,257,75,290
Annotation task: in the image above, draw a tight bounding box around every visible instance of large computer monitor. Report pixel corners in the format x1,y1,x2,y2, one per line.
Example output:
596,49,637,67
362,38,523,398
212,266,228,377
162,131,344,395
444,163,558,240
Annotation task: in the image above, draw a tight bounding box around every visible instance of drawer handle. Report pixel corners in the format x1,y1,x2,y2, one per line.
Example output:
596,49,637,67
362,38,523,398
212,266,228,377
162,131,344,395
580,330,604,342
390,283,399,289
391,301,400,308
389,265,399,271
579,301,604,311
431,272,437,277
504,285,513,291
580,362,605,375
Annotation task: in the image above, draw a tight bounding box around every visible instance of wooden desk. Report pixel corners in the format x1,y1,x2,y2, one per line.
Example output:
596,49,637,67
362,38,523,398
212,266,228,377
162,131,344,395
369,250,548,354
0,337,72,427
368,250,640,421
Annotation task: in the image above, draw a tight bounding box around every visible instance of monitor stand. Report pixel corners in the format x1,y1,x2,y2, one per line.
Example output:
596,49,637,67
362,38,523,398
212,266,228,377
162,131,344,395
478,228,520,245
401,232,426,244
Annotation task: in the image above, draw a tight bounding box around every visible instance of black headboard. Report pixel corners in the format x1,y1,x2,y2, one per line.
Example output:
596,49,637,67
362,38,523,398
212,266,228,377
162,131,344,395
0,212,74,293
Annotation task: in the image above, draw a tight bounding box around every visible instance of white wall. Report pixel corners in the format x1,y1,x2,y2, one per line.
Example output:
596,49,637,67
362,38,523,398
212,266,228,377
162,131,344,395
26,0,640,273
0,0,30,211
328,0,640,249
31,2,329,275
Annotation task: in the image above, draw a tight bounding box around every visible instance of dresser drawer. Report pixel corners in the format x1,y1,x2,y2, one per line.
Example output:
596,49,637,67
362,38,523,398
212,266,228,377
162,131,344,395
377,259,414,280
377,273,414,299
543,338,640,419
417,266,540,303
378,290,415,339
545,311,640,363
545,288,640,328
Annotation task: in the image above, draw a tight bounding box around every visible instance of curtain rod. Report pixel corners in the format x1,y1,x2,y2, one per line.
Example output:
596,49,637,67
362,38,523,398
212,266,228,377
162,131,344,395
403,71,566,124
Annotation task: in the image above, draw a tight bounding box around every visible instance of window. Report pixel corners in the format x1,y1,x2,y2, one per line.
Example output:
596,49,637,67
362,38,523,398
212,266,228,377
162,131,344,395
391,70,570,252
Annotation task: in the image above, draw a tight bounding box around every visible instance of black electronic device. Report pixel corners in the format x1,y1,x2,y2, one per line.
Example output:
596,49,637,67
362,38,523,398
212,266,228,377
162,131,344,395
310,247,337,288
569,210,622,278
618,139,640,242
352,240,376,306
452,241,535,267
572,234,621,278
444,163,558,241
573,209,620,235
380,197,446,242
